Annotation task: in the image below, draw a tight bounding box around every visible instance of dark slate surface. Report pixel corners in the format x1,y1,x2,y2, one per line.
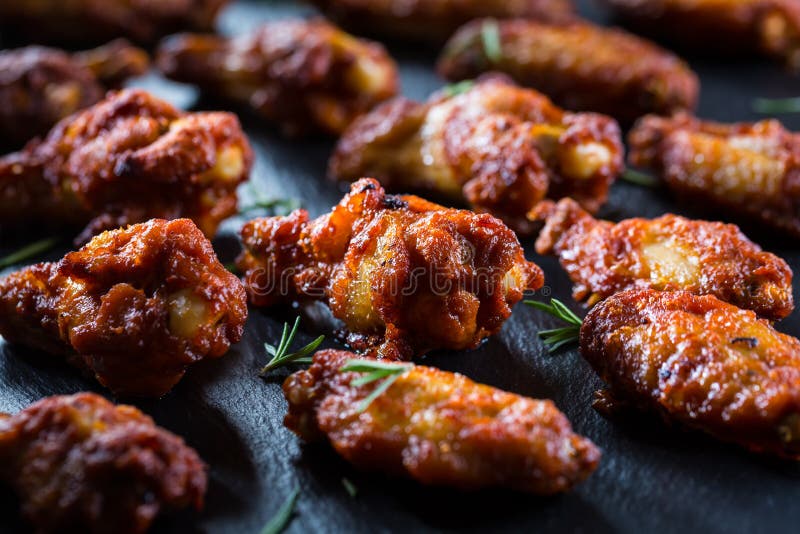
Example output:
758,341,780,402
2,1,800,533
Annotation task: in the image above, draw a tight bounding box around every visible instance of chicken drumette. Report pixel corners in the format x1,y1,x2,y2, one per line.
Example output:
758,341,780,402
0,393,206,533
156,20,399,137
238,178,544,360
329,75,624,234
0,218,247,397
0,89,253,244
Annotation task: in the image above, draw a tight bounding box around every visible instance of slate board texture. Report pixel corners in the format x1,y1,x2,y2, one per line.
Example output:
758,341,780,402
2,1,800,533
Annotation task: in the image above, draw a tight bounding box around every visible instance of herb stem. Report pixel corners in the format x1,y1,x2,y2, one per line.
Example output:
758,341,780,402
260,487,299,534
524,298,583,353
621,169,659,187
0,237,59,269
481,19,503,63
753,96,800,114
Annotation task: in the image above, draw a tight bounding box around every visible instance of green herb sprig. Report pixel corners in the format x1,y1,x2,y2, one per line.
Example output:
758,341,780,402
524,298,583,352
481,19,503,63
620,169,659,188
752,96,800,114
260,317,324,375
341,477,357,498
260,487,299,534
442,80,475,98
339,359,413,413
239,182,301,217
0,237,59,269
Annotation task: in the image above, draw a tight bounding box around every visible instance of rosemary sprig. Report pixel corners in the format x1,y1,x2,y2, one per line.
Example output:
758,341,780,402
753,96,800,114
341,477,357,498
260,317,325,375
442,79,475,98
0,237,59,269
260,487,299,534
339,359,413,413
620,169,659,187
239,182,301,216
524,298,583,352
481,19,502,63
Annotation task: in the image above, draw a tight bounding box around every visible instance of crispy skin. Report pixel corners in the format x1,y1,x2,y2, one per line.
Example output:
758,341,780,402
0,40,149,149
532,198,794,319
0,219,247,397
156,20,399,137
308,0,575,43
284,350,600,493
581,289,800,459
238,178,543,360
0,393,206,533
437,19,699,125
329,76,624,234
629,113,800,238
0,89,253,244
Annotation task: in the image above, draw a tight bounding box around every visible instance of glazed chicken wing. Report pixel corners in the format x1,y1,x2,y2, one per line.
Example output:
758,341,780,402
156,20,399,137
437,19,699,125
238,178,543,360
0,218,247,397
0,89,253,244
330,75,624,234
629,113,800,238
581,289,800,459
0,393,206,533
284,350,600,493
532,198,793,319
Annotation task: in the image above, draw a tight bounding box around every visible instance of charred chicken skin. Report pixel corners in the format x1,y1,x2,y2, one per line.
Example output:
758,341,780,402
532,198,794,320
0,89,253,244
629,113,800,238
0,393,206,533
284,349,600,493
582,289,800,459
329,75,624,235
437,19,699,125
156,20,399,137
0,218,248,397
238,178,544,360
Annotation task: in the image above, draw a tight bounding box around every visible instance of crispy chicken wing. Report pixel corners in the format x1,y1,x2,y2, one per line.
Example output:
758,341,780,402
0,393,206,533
581,289,800,459
437,19,699,125
329,75,624,234
284,350,600,493
0,219,247,397
629,113,800,238
0,40,149,149
0,89,253,244
238,178,543,360
156,20,399,137
532,198,793,319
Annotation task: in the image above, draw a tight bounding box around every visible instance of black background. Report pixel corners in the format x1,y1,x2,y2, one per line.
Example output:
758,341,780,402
2,1,800,532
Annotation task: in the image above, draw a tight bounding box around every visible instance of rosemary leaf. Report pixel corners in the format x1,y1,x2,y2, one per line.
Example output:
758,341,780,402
339,359,413,413
341,477,358,498
524,298,584,352
481,19,502,63
442,80,475,98
260,317,325,375
0,237,59,269
753,96,800,114
355,373,403,413
260,487,299,534
621,169,659,187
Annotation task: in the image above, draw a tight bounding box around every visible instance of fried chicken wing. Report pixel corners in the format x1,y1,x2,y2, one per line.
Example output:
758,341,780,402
0,218,247,397
581,289,800,459
329,75,624,234
0,393,206,533
437,19,699,125
0,40,149,149
629,113,800,238
284,349,600,493
0,89,253,244
156,20,399,137
532,198,794,319
238,178,543,360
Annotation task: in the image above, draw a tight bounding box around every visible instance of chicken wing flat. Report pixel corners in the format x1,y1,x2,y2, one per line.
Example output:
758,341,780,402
0,40,149,149
532,198,793,319
238,178,543,360
329,75,624,234
0,218,247,397
0,393,206,533
437,19,699,125
581,289,800,459
308,0,576,43
156,20,399,137
0,89,253,244
629,113,800,238
284,349,600,493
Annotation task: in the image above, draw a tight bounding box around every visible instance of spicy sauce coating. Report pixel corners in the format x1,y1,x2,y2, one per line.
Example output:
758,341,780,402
581,289,800,459
238,178,543,360
284,350,600,493
0,393,206,534
0,219,247,397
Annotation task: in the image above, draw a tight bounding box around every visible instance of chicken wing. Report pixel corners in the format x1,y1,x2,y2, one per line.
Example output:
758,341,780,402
581,289,800,459
437,19,699,125
0,89,253,244
284,349,600,493
532,198,793,319
0,218,247,397
156,20,399,137
238,178,543,360
329,75,624,235
628,113,800,238
0,393,206,533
